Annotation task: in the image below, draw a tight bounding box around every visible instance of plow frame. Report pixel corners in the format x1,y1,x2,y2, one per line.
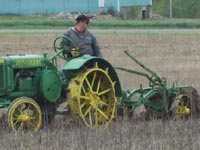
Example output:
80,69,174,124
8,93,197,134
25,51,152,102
115,50,193,118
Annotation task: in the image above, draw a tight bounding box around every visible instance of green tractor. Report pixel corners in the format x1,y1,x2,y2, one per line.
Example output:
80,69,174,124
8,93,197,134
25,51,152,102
0,36,122,132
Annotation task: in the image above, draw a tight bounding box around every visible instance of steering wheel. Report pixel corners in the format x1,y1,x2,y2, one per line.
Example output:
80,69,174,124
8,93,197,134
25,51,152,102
53,36,78,60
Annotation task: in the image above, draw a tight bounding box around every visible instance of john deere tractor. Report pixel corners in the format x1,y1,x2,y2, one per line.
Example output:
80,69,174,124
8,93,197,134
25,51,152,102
0,36,122,132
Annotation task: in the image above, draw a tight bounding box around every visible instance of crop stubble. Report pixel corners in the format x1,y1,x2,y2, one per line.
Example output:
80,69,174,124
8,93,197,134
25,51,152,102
0,32,200,149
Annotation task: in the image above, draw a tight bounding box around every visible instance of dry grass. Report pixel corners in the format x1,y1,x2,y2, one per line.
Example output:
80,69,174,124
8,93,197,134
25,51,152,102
1,32,200,149
0,119,200,150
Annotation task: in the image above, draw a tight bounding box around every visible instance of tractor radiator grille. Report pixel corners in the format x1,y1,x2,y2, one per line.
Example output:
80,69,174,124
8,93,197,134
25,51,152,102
0,65,3,89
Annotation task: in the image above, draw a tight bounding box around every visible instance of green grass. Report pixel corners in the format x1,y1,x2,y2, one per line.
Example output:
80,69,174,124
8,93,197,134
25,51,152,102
1,15,200,29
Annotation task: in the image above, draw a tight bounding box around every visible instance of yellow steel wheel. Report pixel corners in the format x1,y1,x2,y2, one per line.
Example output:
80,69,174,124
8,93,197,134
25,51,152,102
68,65,116,128
7,97,42,132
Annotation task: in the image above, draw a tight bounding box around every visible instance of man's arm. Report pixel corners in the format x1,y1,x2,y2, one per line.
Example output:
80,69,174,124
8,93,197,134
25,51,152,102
91,35,102,57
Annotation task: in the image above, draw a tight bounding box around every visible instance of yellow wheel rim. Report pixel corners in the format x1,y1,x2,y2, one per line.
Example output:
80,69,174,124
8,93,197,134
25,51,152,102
68,65,116,128
174,95,190,119
7,97,42,132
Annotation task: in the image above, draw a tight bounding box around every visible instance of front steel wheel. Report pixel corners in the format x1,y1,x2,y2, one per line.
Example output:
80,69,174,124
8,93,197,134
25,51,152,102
7,97,42,132
68,65,116,128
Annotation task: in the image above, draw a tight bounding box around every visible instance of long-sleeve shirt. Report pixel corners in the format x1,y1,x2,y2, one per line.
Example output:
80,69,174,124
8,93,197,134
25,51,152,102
64,27,102,57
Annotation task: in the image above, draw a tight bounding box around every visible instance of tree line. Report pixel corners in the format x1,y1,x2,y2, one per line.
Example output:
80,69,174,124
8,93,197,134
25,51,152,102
153,0,200,18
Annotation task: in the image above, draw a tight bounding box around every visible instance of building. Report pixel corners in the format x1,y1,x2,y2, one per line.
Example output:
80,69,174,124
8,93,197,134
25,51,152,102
0,0,99,15
0,0,152,18
102,0,152,19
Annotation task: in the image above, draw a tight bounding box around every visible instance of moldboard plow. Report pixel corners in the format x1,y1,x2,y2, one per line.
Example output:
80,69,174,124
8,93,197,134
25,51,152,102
115,50,199,120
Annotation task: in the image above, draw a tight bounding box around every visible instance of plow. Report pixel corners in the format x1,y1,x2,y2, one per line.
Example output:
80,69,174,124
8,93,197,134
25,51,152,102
115,50,199,120
0,36,199,132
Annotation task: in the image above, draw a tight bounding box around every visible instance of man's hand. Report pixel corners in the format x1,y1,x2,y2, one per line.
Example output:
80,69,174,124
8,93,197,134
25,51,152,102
71,47,80,57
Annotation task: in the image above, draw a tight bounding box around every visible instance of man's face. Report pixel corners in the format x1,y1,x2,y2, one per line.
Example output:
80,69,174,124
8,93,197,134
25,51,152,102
76,20,88,32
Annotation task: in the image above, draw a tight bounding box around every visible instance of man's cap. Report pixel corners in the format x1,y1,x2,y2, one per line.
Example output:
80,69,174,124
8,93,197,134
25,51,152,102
75,14,94,24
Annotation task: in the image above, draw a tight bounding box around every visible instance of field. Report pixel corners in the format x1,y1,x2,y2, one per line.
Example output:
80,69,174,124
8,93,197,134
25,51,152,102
1,32,200,149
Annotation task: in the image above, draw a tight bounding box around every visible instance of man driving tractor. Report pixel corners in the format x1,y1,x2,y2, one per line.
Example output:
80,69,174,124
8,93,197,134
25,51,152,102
63,14,102,57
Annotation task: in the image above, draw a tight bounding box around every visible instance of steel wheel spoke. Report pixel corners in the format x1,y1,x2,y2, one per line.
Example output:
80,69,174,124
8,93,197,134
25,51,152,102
91,71,97,88
89,111,92,127
85,77,92,92
99,100,109,106
80,95,90,100
29,117,36,120
19,122,24,129
80,101,86,109
13,120,20,126
97,108,109,120
26,121,36,128
18,105,23,114
82,86,87,95
26,104,31,115
96,76,102,93
12,117,18,121
98,88,111,96
83,106,92,117
95,108,98,126
13,112,19,118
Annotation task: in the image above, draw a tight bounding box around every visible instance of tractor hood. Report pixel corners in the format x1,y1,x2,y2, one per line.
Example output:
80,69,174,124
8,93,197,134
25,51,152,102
1,55,46,68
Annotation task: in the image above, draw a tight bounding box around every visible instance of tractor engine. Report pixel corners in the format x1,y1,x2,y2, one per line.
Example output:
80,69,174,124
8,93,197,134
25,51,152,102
15,68,36,91
0,54,62,103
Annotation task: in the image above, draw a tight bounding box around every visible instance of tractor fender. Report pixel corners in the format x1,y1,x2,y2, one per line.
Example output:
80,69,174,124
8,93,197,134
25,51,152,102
62,55,122,97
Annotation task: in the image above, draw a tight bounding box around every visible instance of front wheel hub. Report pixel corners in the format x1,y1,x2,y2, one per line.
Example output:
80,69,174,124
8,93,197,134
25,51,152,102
88,92,99,108
18,114,31,122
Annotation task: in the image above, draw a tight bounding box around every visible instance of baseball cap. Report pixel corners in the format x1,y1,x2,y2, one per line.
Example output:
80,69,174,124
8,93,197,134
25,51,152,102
75,14,94,24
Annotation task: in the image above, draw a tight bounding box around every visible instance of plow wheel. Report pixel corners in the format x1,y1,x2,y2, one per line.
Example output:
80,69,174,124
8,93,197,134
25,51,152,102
7,97,42,132
174,87,200,119
68,65,116,128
